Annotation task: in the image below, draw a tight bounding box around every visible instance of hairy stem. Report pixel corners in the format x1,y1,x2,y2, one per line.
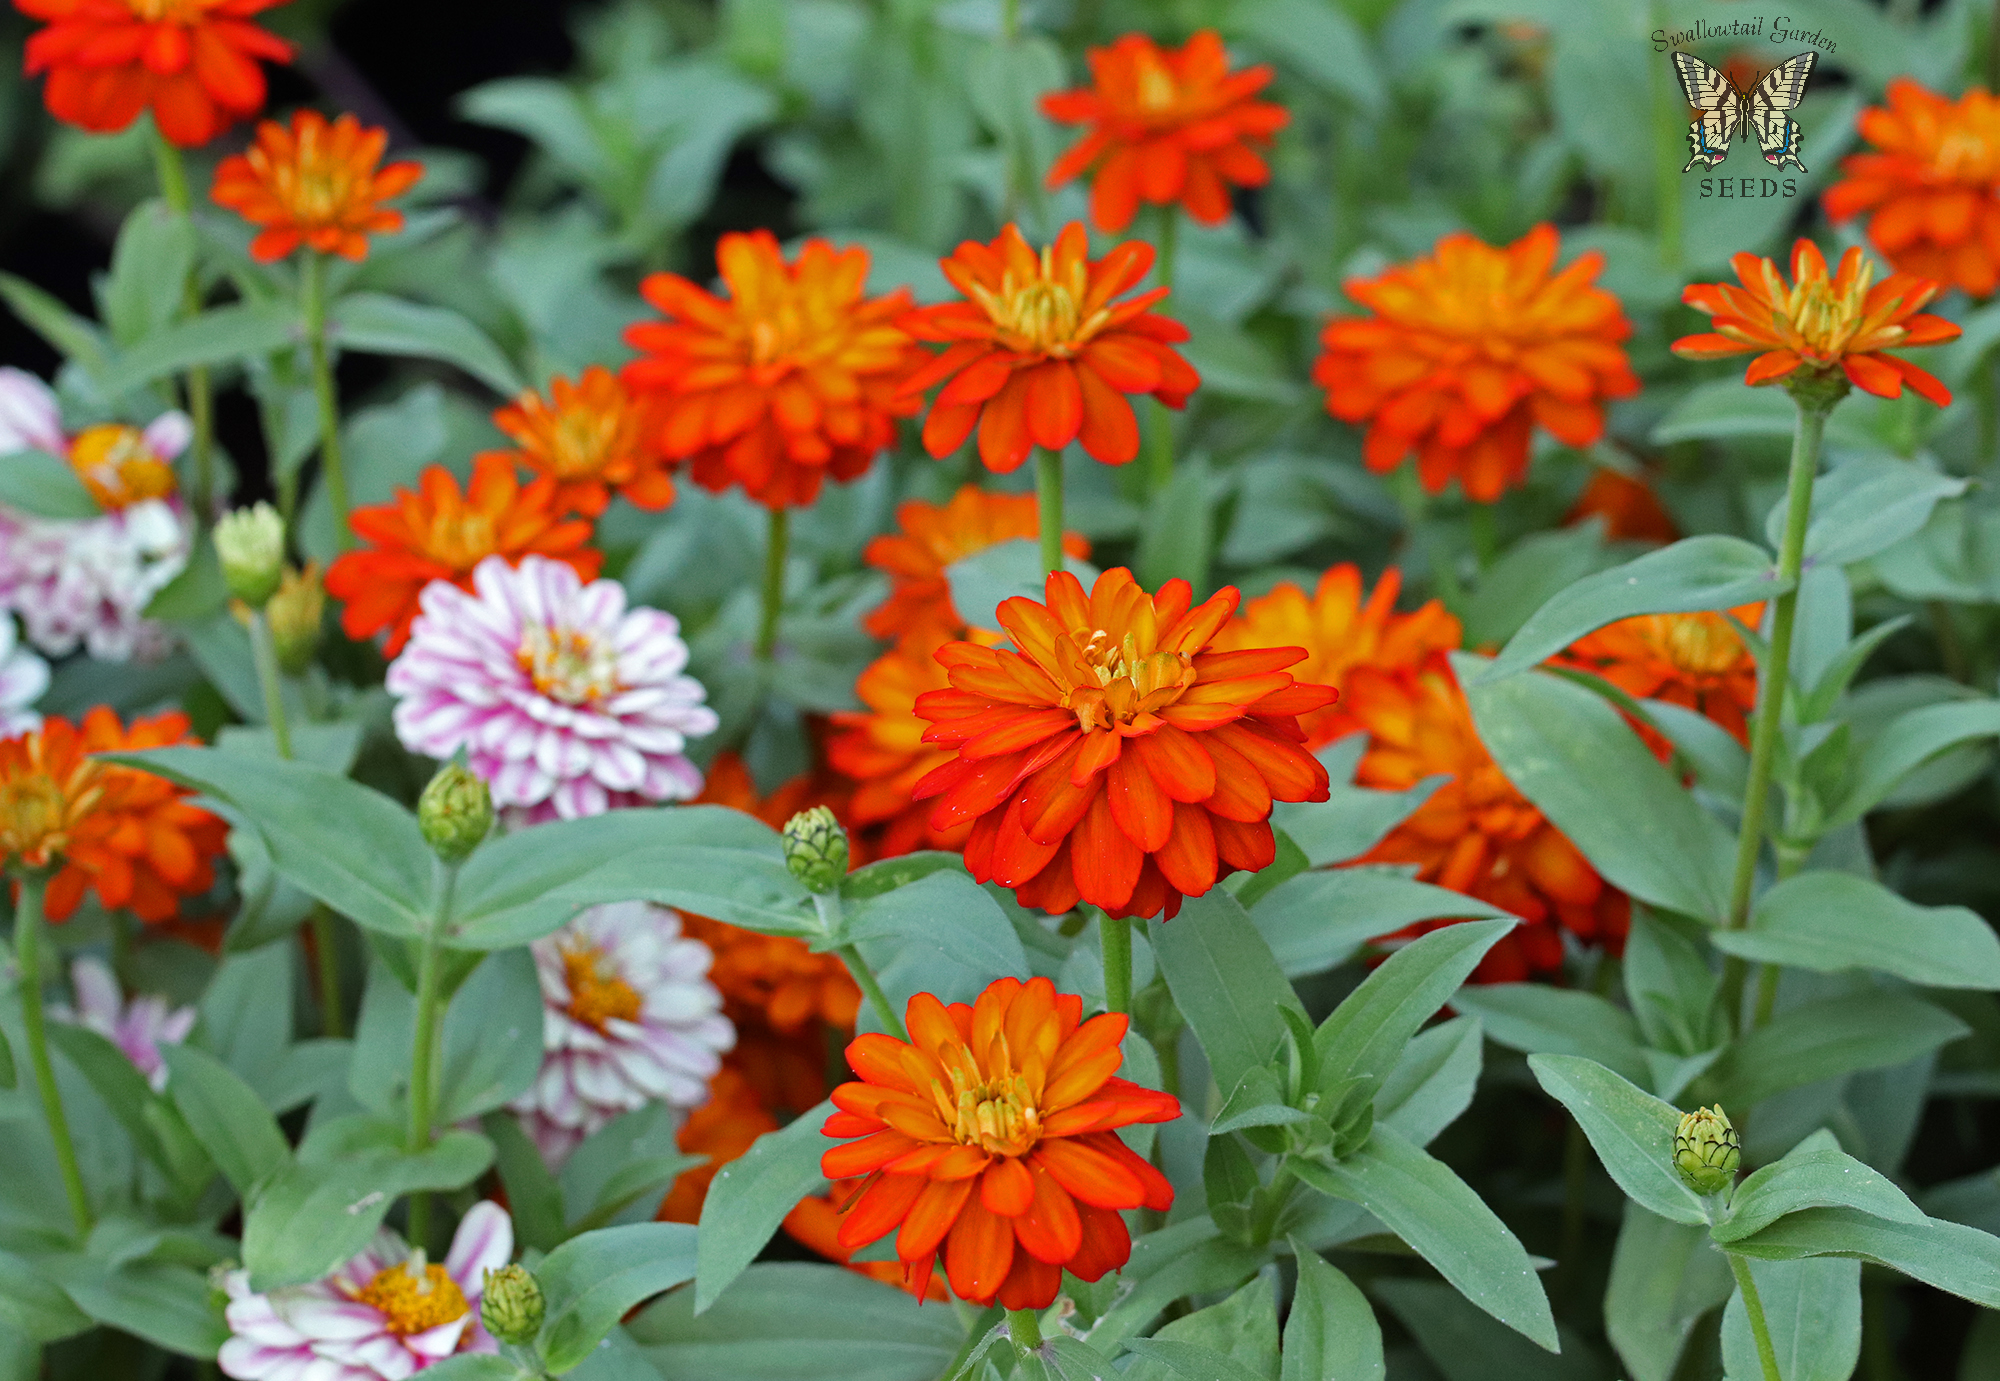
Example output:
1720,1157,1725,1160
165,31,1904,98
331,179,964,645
13,872,92,1238
757,506,790,662
1100,912,1132,1015
837,943,906,1041
302,253,353,550
1728,1254,1786,1381
404,864,457,1249
152,130,215,520
1006,1307,1044,1358
247,610,293,760
1036,447,1065,576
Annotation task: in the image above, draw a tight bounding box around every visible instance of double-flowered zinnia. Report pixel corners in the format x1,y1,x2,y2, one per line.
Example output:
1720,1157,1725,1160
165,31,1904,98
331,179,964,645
211,109,423,262
820,975,1179,1308
488,366,677,517
388,555,717,822
912,567,1335,919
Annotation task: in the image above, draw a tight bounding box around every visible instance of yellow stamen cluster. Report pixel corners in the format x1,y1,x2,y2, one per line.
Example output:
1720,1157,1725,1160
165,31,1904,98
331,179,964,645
1063,628,1196,731
518,625,618,705
561,944,643,1031
969,249,1111,358
355,1257,468,1337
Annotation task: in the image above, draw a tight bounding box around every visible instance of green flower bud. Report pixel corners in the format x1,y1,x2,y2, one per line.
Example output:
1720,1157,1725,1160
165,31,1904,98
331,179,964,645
215,502,286,607
782,806,848,893
480,1263,544,1347
1673,1104,1740,1196
419,762,493,862
267,562,326,674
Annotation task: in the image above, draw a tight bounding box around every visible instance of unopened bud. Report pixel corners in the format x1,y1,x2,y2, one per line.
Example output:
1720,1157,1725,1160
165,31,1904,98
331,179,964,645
782,806,848,893
1673,1105,1740,1197
419,762,492,863
215,502,286,607
480,1263,543,1346
267,562,325,674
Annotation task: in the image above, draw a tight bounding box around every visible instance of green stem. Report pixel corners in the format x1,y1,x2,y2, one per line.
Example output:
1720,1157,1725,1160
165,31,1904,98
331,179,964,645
302,253,353,550
1749,846,1809,1029
1100,912,1132,1015
1469,502,1500,569
310,907,345,1040
837,943,906,1041
1392,465,1464,611
1005,1307,1044,1358
152,130,215,519
12,872,92,1239
1146,205,1179,495
757,506,790,662
404,864,457,1250
1035,447,1065,576
247,610,293,759
1557,1113,1589,1299
1728,1254,1786,1381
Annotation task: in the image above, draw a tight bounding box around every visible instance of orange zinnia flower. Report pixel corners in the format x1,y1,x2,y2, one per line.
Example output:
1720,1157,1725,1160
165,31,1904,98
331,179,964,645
912,567,1335,920
622,231,924,510
488,367,676,518
863,485,1090,644
1315,223,1638,501
784,1179,949,1299
324,452,599,655
828,630,976,861
1347,661,1626,981
1558,606,1763,749
1040,29,1289,234
820,975,1179,1308
1214,564,1459,750
1564,467,1678,544
1824,79,2000,299
210,110,423,263
18,0,292,147
1672,239,1961,404
900,222,1199,474
0,708,227,923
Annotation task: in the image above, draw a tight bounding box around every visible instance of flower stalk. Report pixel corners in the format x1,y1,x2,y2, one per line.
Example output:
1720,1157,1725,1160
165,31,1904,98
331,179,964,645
403,861,455,1250
1100,911,1132,1015
1035,447,1065,575
11,870,93,1238
300,252,353,550
150,129,215,520
835,938,906,1042
1727,1254,1786,1381
1006,1307,1044,1359
757,506,790,662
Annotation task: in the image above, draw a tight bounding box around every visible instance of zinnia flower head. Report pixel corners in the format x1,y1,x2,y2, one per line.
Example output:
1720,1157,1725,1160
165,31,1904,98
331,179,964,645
54,955,194,1091
1316,223,1639,501
1213,564,1460,750
829,629,977,861
18,0,293,148
1564,467,1678,543
622,231,924,509
1672,239,1961,405
820,975,1180,1308
218,1201,512,1379
1041,29,1289,233
900,222,1199,474
1558,606,1762,749
324,453,600,656
490,366,677,518
507,902,734,1166
863,485,1090,643
0,707,227,923
912,567,1336,920
1824,78,2000,298
0,616,49,736
210,109,424,263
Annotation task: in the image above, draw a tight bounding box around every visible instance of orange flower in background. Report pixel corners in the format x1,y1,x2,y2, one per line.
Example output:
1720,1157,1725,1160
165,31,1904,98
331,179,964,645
1316,223,1638,501
1215,565,1459,750
1824,79,2000,298
1558,606,1763,749
489,367,676,517
1348,661,1627,981
1041,29,1289,233
211,110,422,263
623,232,924,509
785,1180,950,1298
863,486,1090,643
820,976,1179,1308
912,567,1335,920
829,630,977,860
1672,239,1960,403
18,0,292,147
1565,467,1678,544
0,708,226,923
324,453,599,655
659,1065,778,1224
901,222,1199,473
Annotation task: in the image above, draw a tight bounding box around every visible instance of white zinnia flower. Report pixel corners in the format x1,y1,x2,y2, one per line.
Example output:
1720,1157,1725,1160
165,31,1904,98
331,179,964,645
0,615,48,735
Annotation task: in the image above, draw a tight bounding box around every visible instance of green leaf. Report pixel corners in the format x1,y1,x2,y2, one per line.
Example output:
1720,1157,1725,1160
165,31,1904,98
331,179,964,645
1290,1125,1557,1351
1376,1015,1483,1148
0,1249,91,1343
1313,919,1512,1093
1372,1278,1607,1381
1229,0,1383,110
1148,890,1304,1099
535,1223,698,1373
1268,775,1442,869
0,449,99,519
101,200,195,347
1087,1219,1266,1353
1462,522,1623,651
215,722,364,775
1527,1054,1707,1226
944,537,1099,634
0,1024,13,1089
1765,455,1968,569
0,271,109,374
49,1257,226,1360
1125,1275,1278,1381
1480,536,1784,681
846,871,1033,1030
1726,1207,2000,1308
417,1357,529,1380
483,1112,565,1253
1135,454,1214,593
558,1103,699,1234
1450,985,1652,1087
1711,992,1969,1107
840,852,964,901
1720,1257,1860,1381
1603,1203,1733,1381
536,847,816,943
1250,869,1510,979
1121,1338,1268,1381
1460,656,1736,923
95,301,303,395
1623,911,1722,1056
1714,872,2000,989
159,1044,287,1198
329,292,524,395
193,942,294,1096
1282,1244,1384,1381
45,1025,208,1192
1714,1147,1925,1243
1827,699,2000,829
694,1099,834,1312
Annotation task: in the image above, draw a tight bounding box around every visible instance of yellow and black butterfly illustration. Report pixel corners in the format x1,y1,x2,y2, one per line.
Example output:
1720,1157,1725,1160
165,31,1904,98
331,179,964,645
1673,51,1816,174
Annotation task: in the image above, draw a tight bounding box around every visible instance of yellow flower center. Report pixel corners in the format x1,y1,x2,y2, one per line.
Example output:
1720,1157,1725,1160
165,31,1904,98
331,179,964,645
561,944,643,1031
125,0,213,21
1647,613,1746,677
354,1258,468,1337
968,249,1113,358
1778,259,1875,362
68,425,177,512
546,411,620,479
423,512,497,571
1134,53,1180,115
0,770,97,868
1933,128,1996,183
1062,628,1197,732
517,624,619,706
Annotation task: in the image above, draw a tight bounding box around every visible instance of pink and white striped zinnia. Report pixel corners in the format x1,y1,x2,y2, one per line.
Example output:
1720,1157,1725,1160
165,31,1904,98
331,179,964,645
218,1201,513,1380
387,555,718,822
54,956,195,1092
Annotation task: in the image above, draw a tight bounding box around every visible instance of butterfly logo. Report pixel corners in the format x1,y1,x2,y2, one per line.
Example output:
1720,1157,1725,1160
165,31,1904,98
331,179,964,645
1673,51,1816,174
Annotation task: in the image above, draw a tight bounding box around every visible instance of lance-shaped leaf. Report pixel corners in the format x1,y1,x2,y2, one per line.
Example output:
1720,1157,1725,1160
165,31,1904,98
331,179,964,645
1451,985,1652,1087
1709,992,1968,1107
694,1099,834,1312
329,292,524,395
94,301,304,395
1713,871,2000,989
1714,1147,1925,1243
1528,1054,1707,1226
159,1045,287,1198
1250,869,1511,979
534,1223,697,1373
1725,1207,2000,1308
1720,1257,1861,1381
522,846,817,945
1826,699,2000,828
1313,919,1512,1094
1149,890,1304,1099
1283,1243,1385,1381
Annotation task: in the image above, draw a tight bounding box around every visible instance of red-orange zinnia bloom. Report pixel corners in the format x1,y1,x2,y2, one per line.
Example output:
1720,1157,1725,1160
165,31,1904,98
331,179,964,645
863,485,1090,643
1316,223,1638,501
622,231,924,510
488,367,676,518
210,109,423,262
1041,29,1289,233
912,568,1335,920
820,975,1179,1308
1214,564,1459,751
324,453,599,655
0,708,227,923
900,222,1199,474
1672,239,1961,403
1565,467,1678,544
1824,79,2000,299
1558,607,1763,749
828,630,976,861
18,0,291,147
